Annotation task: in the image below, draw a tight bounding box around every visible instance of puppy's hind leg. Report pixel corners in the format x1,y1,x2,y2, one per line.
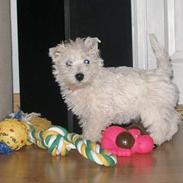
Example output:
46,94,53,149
140,106,180,145
165,108,181,140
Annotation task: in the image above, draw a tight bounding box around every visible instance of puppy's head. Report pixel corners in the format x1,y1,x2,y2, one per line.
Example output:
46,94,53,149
49,37,103,90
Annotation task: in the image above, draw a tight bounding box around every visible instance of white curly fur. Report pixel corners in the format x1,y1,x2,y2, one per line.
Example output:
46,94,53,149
49,35,181,145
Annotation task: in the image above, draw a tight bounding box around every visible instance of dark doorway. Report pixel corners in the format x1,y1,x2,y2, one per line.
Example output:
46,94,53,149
17,0,132,133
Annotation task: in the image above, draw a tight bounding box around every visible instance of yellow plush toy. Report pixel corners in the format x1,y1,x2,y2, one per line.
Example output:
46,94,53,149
0,119,28,150
0,112,52,154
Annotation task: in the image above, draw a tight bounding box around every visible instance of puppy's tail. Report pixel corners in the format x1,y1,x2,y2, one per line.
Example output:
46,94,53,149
149,34,173,78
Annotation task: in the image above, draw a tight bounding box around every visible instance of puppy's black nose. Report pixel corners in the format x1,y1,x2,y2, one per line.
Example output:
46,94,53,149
75,73,84,82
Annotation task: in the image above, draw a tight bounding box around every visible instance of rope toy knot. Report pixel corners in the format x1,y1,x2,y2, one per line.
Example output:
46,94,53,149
29,125,117,166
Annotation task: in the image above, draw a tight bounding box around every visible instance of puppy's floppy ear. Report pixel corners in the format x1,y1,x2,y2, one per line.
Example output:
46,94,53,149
49,43,65,60
84,37,101,52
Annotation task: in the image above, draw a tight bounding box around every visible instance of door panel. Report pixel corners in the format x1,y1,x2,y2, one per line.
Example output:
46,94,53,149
132,0,183,104
17,0,132,132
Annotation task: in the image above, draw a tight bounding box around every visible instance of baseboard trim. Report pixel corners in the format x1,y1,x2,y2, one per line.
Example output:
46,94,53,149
13,93,20,112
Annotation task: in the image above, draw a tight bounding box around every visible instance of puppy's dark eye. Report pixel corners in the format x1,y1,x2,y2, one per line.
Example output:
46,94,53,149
66,60,72,66
83,59,90,65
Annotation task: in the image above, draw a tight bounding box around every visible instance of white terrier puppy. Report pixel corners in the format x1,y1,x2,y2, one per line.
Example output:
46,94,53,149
49,35,181,145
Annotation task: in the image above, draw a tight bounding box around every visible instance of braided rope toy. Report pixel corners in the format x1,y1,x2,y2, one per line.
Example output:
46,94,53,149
28,125,117,167
0,112,117,167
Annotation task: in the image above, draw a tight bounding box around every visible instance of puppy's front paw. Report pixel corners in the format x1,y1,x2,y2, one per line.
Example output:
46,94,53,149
83,131,101,142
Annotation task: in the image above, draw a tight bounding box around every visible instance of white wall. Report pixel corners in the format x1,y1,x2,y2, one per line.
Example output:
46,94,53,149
0,0,13,119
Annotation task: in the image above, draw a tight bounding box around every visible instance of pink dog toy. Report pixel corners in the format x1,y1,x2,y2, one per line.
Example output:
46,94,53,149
101,126,154,156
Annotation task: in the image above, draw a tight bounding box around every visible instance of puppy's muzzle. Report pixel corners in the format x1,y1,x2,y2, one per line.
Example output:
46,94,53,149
75,73,84,82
